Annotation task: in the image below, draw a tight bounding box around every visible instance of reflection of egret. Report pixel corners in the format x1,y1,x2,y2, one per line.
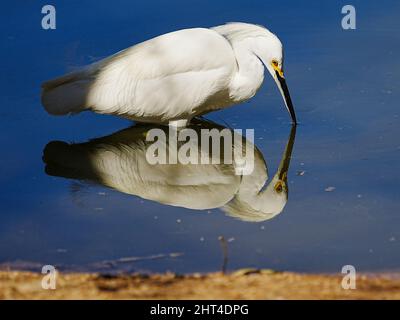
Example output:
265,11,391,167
43,119,296,222
41,22,296,126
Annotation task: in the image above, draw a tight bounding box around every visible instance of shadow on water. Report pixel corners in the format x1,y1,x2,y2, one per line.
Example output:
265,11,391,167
43,118,297,223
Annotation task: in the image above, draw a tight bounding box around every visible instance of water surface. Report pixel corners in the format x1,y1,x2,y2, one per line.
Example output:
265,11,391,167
1,1,399,273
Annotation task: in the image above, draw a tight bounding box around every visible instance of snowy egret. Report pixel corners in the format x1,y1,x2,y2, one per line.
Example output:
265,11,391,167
41,22,297,126
43,119,296,222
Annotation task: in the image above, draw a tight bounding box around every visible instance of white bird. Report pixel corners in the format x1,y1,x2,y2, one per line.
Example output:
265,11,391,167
41,22,297,126
43,119,296,222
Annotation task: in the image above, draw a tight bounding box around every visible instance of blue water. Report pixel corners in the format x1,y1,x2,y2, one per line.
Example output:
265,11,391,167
0,1,399,274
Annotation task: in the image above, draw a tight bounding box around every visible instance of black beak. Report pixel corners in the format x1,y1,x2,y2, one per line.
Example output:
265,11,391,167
275,71,297,125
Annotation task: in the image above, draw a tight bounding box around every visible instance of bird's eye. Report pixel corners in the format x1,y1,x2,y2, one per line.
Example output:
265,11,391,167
272,60,279,67
274,181,283,193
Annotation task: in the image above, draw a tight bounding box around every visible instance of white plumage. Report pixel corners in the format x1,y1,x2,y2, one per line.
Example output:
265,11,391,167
41,22,297,125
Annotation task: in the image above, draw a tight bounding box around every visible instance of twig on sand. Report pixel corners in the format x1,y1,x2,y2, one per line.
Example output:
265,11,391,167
100,252,184,268
218,236,228,274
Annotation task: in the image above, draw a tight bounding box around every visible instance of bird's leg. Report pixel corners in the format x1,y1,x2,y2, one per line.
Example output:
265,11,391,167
168,119,189,128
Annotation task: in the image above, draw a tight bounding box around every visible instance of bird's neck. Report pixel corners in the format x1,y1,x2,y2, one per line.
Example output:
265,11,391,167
229,41,265,102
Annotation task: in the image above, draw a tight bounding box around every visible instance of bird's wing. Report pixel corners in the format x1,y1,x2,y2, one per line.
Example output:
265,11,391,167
79,28,236,120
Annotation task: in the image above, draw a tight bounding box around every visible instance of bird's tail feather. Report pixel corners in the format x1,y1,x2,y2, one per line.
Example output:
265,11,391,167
43,141,97,181
41,70,93,116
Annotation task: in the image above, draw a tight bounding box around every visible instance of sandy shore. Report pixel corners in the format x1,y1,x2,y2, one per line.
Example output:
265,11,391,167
1,269,400,299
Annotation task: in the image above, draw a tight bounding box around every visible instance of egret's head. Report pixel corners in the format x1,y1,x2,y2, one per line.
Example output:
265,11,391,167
222,172,288,222
254,32,297,124
212,22,297,124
